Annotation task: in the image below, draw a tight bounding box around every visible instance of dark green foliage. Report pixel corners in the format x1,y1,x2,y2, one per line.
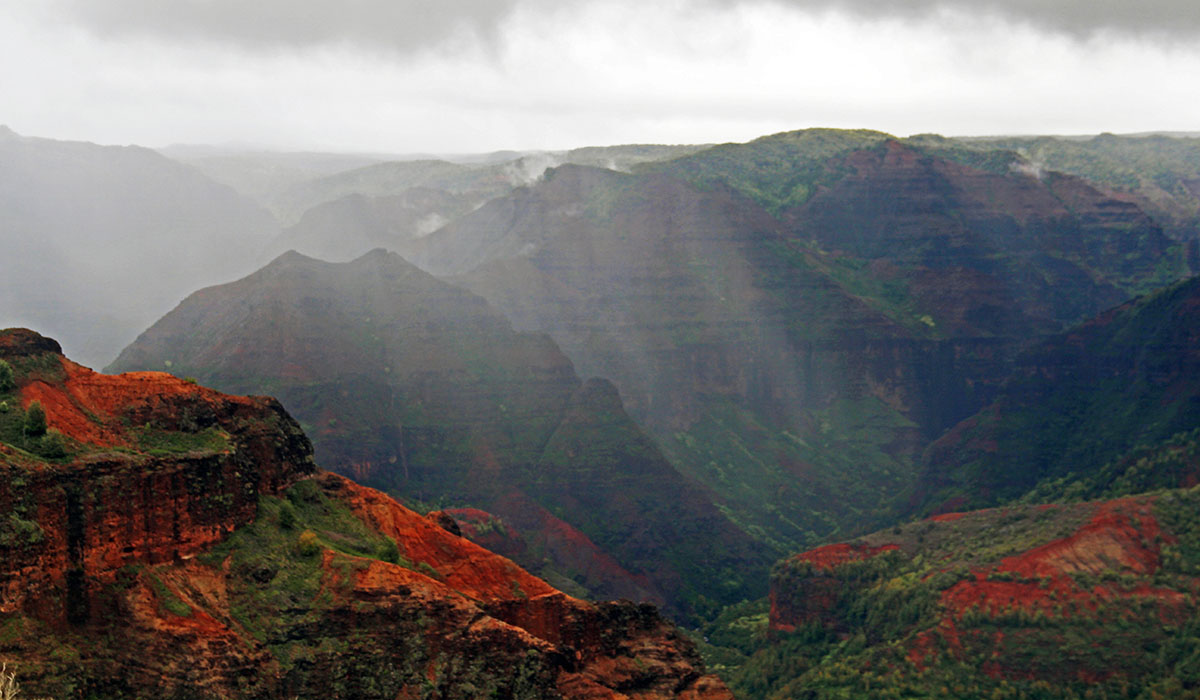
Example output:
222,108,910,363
1022,428,1200,504
35,430,66,459
0,359,13,391
713,492,1200,699
23,400,46,438
1156,487,1200,577
0,512,45,548
377,536,401,564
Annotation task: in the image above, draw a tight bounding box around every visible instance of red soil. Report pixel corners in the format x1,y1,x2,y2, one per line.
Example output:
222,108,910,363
796,543,900,571
999,499,1170,579
320,473,559,602
930,512,967,522
909,498,1187,672
19,356,254,447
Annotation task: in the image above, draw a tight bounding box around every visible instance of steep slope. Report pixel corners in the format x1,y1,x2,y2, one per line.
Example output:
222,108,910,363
0,328,731,699
727,490,1200,699
0,127,279,368
266,158,508,225
108,251,768,615
920,274,1200,512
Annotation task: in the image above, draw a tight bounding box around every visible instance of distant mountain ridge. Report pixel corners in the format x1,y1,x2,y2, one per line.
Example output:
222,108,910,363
0,127,279,368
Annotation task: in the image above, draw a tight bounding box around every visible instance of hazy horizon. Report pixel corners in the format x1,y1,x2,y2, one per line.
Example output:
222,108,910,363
2,1,1199,154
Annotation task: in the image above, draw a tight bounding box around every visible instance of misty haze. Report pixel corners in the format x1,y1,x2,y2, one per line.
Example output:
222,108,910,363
3,1,1200,698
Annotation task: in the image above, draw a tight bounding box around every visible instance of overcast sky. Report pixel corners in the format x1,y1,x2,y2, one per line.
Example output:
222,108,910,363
2,0,1199,153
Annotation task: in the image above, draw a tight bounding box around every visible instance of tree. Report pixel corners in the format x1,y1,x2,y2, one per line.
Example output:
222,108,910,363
0,360,13,392
24,401,46,439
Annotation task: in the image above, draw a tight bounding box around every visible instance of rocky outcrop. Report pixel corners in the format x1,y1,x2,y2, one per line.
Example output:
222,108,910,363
0,328,315,623
0,329,731,699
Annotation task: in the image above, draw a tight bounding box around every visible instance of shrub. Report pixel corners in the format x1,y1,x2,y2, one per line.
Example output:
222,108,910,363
36,431,66,459
297,530,320,557
0,360,13,392
377,537,400,564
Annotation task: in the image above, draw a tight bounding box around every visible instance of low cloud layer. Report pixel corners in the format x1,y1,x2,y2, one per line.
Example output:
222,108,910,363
4,0,1198,153
45,0,1200,54
48,0,532,53
765,0,1200,39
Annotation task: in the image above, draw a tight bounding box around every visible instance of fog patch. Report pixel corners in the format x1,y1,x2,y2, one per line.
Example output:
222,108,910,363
504,153,563,186
415,212,449,237
1009,159,1046,180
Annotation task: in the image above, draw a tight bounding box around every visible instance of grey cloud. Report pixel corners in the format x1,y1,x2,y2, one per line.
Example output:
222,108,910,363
754,0,1200,38
45,0,1200,51
49,0,533,52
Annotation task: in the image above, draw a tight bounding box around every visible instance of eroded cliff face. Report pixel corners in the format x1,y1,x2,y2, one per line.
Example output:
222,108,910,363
0,328,315,623
1,329,730,699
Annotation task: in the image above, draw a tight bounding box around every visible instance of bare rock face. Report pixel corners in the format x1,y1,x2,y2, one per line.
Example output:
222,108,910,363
0,330,730,699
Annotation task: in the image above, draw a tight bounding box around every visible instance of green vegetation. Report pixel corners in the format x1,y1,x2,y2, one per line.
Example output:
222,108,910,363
192,477,558,698
146,573,191,618
0,393,74,462
0,360,13,392
1022,428,1200,504
21,402,45,438
133,424,230,456
662,395,919,555
647,128,892,215
703,492,1200,699
202,478,412,644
